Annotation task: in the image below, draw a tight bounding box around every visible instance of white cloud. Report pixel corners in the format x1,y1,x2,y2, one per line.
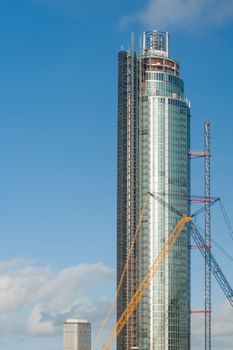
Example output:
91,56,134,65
27,305,56,335
0,257,232,350
0,259,115,338
121,0,233,30
212,301,233,337
191,301,233,349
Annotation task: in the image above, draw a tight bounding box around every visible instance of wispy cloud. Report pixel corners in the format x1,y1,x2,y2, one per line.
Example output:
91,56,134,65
0,259,115,338
0,258,232,350
191,301,233,349
121,0,233,30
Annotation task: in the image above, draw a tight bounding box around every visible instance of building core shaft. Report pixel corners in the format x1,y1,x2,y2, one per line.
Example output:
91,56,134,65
117,31,191,350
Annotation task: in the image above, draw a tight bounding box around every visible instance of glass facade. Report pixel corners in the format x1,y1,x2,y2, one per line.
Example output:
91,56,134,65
117,31,190,350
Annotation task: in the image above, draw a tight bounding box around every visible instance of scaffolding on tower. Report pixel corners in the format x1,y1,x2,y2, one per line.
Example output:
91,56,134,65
204,120,211,350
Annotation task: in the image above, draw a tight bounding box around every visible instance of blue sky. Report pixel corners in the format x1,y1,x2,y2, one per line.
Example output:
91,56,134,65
0,0,232,349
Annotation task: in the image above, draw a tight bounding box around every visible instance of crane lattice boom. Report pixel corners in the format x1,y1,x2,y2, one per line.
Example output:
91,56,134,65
100,215,192,350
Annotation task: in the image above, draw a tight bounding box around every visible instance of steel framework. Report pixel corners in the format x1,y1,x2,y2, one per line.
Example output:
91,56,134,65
204,121,211,350
190,121,212,349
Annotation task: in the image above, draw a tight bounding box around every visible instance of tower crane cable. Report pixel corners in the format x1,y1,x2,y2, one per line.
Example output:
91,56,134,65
190,222,233,307
219,200,233,242
151,193,233,307
193,221,233,261
100,215,192,350
191,197,219,218
93,193,151,349
212,238,233,262
194,221,233,262
97,192,233,349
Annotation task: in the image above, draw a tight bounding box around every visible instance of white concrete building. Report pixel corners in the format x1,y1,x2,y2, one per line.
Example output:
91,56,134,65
64,319,91,350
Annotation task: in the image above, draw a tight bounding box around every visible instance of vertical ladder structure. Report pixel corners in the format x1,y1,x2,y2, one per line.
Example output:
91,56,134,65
204,121,211,350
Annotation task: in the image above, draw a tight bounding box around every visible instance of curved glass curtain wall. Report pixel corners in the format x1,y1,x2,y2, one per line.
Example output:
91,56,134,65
138,69,190,350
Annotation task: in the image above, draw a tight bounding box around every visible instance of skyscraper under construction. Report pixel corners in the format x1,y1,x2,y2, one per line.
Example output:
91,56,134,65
117,31,191,350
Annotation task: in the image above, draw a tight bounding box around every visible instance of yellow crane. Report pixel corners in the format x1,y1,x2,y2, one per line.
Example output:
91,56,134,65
93,193,151,349
100,215,192,350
